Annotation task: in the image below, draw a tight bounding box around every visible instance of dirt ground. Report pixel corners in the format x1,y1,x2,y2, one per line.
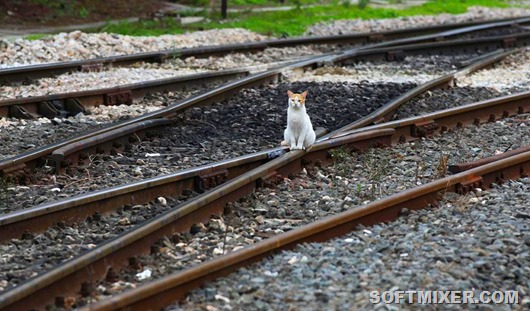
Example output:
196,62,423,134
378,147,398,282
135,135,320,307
0,0,167,30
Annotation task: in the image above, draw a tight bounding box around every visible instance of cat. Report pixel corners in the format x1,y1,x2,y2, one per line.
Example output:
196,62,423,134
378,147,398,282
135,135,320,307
281,90,316,151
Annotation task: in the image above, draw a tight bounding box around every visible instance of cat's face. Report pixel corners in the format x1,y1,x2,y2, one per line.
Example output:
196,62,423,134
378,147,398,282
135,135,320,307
287,90,307,109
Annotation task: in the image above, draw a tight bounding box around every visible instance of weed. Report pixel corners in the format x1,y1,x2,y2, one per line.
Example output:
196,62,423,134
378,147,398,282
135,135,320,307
435,153,450,180
363,150,390,200
358,0,370,9
329,146,351,162
25,34,48,41
79,6,89,18
0,176,10,210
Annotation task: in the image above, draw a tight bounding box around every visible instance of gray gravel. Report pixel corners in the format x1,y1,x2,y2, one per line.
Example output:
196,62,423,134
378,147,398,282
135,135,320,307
290,54,478,85
0,194,187,293
1,45,333,100
36,113,526,308
177,177,530,310
392,86,510,120
0,86,221,162
1,81,415,213
305,7,530,36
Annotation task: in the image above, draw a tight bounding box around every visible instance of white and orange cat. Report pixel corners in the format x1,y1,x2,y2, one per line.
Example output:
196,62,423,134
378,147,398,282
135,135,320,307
281,90,316,150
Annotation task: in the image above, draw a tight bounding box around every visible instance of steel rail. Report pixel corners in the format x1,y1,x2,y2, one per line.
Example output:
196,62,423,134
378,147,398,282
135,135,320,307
0,50,526,241
0,57,312,177
1,33,526,179
2,16,529,84
330,31,530,65
319,48,519,139
88,150,530,311
1,89,528,310
0,67,250,119
46,48,515,174
1,17,529,311
50,118,172,171
0,55,320,120
0,48,520,240
331,90,530,143
0,129,394,311
449,145,530,173
3,27,529,121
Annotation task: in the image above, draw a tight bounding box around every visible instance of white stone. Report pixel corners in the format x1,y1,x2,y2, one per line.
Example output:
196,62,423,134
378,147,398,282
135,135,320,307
135,268,152,280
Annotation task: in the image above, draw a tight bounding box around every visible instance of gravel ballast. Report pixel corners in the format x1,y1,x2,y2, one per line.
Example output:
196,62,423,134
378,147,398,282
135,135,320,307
177,177,530,310
1,81,415,212
5,113,524,305
1,45,330,100
0,29,268,68
306,6,530,36
2,7,529,68
288,54,477,85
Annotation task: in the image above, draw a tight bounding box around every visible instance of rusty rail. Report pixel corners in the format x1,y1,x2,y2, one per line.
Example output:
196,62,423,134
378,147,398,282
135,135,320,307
1,35,525,179
1,51,526,241
87,149,530,311
449,145,530,173
0,129,394,311
332,90,530,144
0,67,251,119
0,88,528,310
4,28,530,121
320,48,519,139
48,48,517,173
2,16,529,84
50,118,172,171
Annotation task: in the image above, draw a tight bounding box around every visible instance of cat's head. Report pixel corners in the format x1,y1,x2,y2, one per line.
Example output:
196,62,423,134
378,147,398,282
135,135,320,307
287,90,307,109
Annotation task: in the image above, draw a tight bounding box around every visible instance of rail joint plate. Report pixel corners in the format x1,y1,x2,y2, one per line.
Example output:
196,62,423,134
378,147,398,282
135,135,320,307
455,176,483,194
80,62,103,72
411,120,439,138
196,169,229,193
502,37,517,48
105,90,133,106
386,50,405,62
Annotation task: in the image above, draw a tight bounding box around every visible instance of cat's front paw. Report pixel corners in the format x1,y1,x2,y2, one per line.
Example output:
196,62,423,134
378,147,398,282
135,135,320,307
290,145,301,150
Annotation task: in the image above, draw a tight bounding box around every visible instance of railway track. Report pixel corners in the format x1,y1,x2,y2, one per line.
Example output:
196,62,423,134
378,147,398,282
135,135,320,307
2,27,530,184
2,16,529,84
1,54,529,310
1,18,529,311
0,49,519,213
2,18,530,118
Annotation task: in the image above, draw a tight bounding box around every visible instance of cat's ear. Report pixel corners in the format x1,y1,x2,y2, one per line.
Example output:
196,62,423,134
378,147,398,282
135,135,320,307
287,90,294,98
301,91,308,99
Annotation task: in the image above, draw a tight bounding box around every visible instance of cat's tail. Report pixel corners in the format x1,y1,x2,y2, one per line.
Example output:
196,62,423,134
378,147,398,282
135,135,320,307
280,140,289,147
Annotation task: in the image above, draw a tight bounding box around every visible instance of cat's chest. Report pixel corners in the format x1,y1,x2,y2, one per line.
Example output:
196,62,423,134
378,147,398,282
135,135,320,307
288,114,306,129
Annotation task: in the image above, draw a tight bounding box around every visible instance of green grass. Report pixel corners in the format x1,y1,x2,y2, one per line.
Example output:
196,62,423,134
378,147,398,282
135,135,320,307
101,18,186,36
25,33,48,40
100,0,514,37
180,0,323,7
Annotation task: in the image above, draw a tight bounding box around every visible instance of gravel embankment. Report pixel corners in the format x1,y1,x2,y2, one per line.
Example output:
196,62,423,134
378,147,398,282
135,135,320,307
177,177,530,310
306,6,530,35
2,6,529,68
0,29,268,68
0,45,330,100
3,113,524,304
2,81,416,212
